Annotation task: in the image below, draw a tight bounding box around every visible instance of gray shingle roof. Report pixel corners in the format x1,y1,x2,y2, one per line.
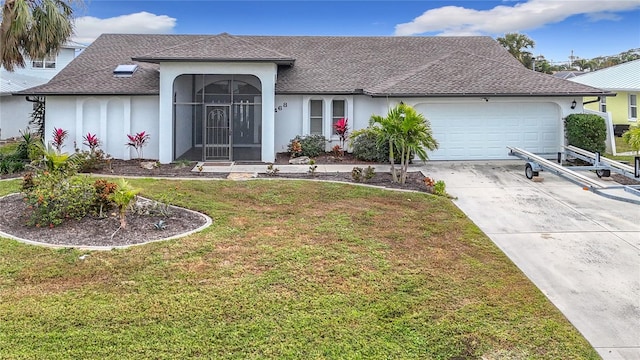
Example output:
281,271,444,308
21,33,607,97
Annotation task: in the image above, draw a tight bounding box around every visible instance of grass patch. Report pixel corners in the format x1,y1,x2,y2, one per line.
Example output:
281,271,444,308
0,179,599,359
0,141,19,156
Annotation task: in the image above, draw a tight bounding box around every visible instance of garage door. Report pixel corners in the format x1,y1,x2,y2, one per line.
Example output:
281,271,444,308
415,102,560,160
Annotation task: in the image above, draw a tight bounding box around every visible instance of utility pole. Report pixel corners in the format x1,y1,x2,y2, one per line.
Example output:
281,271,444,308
569,50,577,68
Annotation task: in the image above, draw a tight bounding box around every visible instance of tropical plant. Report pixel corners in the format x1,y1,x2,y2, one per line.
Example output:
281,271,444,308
0,0,79,71
51,127,68,152
622,126,640,154
497,32,535,68
82,132,99,152
333,117,348,155
308,159,317,176
110,178,141,229
369,104,439,184
126,131,150,160
27,96,45,137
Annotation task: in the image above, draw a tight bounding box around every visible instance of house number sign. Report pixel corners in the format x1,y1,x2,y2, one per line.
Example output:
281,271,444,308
275,102,288,112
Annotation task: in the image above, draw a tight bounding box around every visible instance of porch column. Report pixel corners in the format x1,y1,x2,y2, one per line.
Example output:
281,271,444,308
158,66,174,164
260,72,276,163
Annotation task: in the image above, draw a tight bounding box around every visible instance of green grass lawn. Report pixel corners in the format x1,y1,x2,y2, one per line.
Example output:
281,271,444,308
0,179,599,359
0,141,19,156
614,136,634,154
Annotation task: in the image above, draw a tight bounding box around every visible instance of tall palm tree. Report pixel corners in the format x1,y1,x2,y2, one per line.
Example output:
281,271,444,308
370,104,439,184
0,0,78,71
497,33,535,68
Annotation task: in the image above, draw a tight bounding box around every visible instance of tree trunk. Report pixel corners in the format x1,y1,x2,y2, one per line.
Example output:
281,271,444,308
389,138,398,183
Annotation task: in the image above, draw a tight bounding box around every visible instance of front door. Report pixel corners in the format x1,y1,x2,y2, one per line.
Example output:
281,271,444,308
204,105,231,161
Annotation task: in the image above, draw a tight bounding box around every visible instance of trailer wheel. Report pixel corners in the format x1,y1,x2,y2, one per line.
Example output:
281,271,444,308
595,169,611,178
525,163,538,180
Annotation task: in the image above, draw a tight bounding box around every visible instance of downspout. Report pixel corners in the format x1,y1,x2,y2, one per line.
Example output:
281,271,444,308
583,97,600,106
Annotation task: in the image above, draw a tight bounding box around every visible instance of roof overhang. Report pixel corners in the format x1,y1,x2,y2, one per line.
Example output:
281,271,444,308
132,57,295,66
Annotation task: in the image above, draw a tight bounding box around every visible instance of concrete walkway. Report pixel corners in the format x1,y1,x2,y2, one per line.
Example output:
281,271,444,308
423,161,640,360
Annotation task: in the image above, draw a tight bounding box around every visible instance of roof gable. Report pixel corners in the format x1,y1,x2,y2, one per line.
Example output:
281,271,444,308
133,33,295,64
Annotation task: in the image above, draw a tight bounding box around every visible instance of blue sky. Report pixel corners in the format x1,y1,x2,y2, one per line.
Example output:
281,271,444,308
74,0,640,65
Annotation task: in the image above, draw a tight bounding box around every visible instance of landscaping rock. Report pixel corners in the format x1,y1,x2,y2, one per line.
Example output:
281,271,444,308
289,156,310,165
140,161,157,170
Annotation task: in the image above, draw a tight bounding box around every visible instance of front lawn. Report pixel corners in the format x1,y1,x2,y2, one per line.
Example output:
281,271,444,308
0,179,599,359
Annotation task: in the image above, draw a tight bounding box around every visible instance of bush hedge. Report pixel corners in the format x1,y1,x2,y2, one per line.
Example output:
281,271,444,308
287,135,327,158
565,114,606,154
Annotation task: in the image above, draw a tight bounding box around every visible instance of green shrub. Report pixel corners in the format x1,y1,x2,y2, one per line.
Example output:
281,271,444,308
565,114,607,153
622,126,640,154
24,173,97,227
351,129,390,163
287,135,327,158
0,158,25,174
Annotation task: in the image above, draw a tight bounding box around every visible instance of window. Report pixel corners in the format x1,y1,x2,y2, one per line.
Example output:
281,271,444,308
310,100,323,135
32,54,56,69
629,94,637,120
332,99,346,135
599,97,606,113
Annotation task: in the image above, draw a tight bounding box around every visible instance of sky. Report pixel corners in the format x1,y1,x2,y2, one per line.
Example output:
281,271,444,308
71,0,640,65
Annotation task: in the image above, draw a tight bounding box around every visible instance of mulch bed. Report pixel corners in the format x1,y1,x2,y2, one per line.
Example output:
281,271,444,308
0,194,209,249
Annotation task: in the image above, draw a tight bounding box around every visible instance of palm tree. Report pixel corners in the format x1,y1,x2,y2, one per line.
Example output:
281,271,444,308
370,104,439,184
0,0,78,71
497,33,535,68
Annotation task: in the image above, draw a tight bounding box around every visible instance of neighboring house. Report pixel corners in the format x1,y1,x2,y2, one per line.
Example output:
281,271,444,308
21,33,608,162
552,71,585,80
569,59,640,134
0,43,84,139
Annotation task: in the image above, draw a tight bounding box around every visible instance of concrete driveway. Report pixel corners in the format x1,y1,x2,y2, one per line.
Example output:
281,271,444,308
423,161,640,360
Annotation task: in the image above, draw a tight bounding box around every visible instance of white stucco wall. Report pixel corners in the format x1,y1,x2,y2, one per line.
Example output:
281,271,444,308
0,96,34,139
158,62,277,163
43,92,582,161
45,95,158,160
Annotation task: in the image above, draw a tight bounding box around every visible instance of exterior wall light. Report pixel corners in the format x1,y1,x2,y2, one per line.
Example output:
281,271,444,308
571,100,577,109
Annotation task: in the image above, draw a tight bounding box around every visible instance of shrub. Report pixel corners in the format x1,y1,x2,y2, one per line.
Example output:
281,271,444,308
0,158,25,174
23,173,96,227
93,179,117,217
565,114,606,154
287,135,327,158
350,129,389,163
351,166,375,183
622,126,640,154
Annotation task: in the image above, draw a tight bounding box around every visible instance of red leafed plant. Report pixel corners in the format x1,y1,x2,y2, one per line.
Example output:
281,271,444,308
51,127,68,152
126,131,150,160
82,132,100,152
333,118,349,155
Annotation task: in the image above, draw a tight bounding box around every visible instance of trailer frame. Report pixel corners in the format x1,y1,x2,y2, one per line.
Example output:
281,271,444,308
507,146,640,205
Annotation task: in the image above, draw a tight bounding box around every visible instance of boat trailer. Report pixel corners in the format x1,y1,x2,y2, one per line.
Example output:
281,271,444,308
507,146,640,205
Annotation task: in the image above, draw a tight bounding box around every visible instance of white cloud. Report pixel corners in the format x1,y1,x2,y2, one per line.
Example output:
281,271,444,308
394,0,640,36
72,12,177,44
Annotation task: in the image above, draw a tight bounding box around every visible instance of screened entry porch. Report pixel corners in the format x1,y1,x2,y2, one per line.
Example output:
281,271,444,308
173,74,262,162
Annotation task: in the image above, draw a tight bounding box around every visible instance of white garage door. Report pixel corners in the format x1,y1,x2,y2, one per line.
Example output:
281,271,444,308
415,102,560,160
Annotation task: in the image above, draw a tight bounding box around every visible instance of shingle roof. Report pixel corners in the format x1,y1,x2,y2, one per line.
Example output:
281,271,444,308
22,33,607,97
569,59,640,91
133,33,295,64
